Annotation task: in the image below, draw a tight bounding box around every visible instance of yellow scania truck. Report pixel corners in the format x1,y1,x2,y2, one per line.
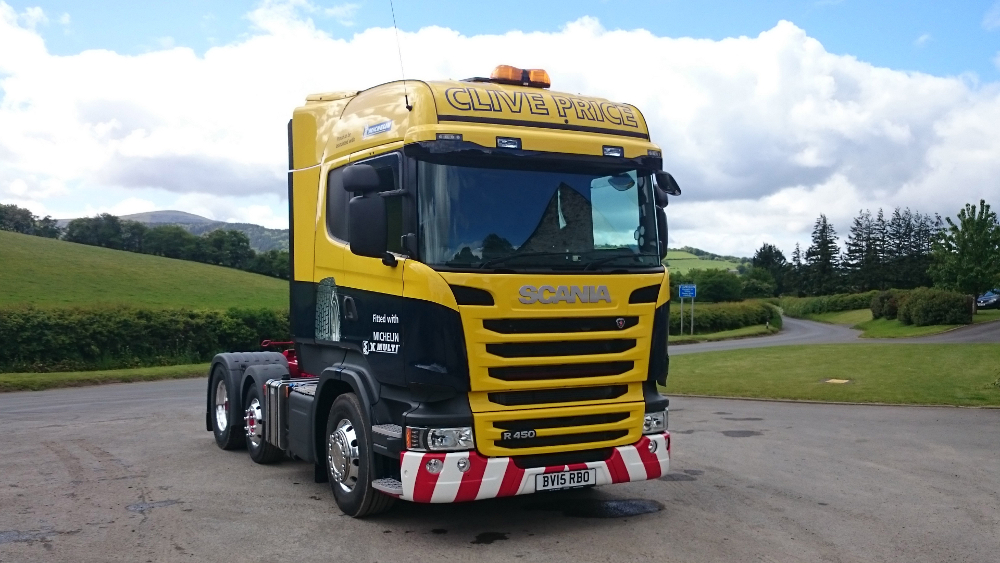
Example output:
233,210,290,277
206,65,681,517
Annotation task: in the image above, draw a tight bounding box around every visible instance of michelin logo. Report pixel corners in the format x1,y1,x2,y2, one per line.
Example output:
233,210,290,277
363,120,392,138
362,341,400,355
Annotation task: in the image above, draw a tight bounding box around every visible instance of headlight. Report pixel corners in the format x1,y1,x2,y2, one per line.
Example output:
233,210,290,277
643,410,668,434
405,426,475,452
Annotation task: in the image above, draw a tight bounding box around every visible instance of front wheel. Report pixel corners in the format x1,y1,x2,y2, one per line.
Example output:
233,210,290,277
210,366,244,450
326,393,395,517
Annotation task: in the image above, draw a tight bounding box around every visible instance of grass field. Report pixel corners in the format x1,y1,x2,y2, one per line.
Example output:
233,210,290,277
0,363,209,392
809,307,1000,338
664,250,741,274
669,324,779,344
666,344,1000,406
0,231,288,309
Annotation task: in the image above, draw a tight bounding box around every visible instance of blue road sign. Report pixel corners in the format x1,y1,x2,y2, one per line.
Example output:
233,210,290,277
679,284,697,298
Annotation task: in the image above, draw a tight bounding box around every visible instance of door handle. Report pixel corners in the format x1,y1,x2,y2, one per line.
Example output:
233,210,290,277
343,296,358,321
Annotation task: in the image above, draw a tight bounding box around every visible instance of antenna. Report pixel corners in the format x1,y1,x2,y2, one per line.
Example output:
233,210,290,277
389,0,412,111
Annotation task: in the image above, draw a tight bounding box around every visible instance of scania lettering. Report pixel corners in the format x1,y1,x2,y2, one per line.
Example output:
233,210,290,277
205,64,681,517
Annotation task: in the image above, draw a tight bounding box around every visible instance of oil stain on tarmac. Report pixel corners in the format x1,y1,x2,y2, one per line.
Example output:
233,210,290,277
471,532,509,544
721,430,763,438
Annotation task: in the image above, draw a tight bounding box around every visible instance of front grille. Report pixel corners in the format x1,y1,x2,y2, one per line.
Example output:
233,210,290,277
483,316,639,334
494,411,629,431
486,339,636,358
488,361,633,381
512,448,613,469
496,430,628,449
488,385,629,406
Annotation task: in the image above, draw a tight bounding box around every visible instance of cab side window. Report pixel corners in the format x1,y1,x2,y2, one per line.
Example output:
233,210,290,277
327,152,403,254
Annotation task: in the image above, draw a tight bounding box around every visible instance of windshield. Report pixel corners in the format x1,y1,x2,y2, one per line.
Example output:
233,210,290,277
417,160,661,271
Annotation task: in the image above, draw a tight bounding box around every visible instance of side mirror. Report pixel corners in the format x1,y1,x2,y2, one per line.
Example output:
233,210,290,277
343,164,381,194
348,193,388,259
653,171,681,207
656,207,668,260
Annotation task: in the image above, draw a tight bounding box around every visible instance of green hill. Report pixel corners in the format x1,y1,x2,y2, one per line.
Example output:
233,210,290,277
665,249,743,274
0,231,288,309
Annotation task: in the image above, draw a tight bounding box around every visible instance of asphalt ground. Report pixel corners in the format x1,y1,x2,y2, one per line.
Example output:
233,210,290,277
2,379,998,563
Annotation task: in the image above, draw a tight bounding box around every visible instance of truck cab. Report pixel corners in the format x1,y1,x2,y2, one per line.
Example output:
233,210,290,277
207,66,679,516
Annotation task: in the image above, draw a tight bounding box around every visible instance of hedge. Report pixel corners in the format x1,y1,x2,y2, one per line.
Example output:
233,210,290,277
0,306,289,373
669,301,776,334
895,288,972,326
780,291,879,318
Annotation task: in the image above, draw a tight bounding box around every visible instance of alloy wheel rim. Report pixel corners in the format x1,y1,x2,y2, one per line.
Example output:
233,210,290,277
244,398,264,447
327,419,360,493
214,380,228,431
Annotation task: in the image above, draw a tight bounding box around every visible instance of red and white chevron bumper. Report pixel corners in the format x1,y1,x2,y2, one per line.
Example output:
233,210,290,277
393,432,670,503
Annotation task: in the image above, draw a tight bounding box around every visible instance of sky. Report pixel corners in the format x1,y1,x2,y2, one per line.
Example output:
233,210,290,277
2,0,1000,256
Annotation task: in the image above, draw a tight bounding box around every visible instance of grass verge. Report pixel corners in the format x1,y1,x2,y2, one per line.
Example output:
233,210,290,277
669,324,779,344
809,308,1000,338
665,344,1000,406
0,363,210,392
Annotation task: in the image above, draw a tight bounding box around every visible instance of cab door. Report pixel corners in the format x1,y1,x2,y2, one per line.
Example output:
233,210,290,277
322,152,407,387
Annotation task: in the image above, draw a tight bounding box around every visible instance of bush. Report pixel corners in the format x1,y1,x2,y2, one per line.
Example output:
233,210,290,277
780,291,879,318
871,290,907,320
671,269,743,302
669,301,773,334
896,288,971,326
0,306,289,372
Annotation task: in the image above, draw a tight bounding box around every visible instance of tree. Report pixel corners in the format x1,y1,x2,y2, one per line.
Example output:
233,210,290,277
785,243,805,296
843,209,883,291
929,199,1000,300
742,266,777,298
33,215,62,238
64,214,126,249
0,204,36,234
686,269,743,302
751,242,786,295
805,214,841,295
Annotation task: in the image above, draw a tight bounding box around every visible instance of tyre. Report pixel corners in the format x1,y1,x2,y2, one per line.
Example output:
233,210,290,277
326,393,395,517
245,386,284,464
210,366,244,450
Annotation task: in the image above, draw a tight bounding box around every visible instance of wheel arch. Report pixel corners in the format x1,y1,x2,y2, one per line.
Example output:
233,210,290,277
313,366,380,470
205,352,288,432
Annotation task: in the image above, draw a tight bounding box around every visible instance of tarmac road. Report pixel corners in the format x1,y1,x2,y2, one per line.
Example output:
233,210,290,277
2,379,998,563
671,315,999,355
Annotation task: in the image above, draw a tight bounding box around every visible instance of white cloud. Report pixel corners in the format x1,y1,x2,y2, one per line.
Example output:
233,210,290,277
914,33,931,47
1,2,1000,256
18,6,46,28
325,2,360,26
57,12,69,26
984,2,1000,30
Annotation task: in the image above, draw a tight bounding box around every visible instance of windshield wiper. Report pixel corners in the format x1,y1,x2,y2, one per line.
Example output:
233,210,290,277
582,253,659,271
478,252,571,269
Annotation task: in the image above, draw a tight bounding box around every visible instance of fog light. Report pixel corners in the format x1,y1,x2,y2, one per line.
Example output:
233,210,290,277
456,458,470,472
643,410,667,435
425,459,443,474
436,133,463,141
648,440,657,453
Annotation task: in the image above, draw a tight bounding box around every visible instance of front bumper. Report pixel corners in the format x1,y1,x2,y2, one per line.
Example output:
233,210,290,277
393,432,670,503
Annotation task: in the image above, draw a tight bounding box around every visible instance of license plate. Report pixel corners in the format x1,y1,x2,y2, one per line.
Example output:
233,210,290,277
535,468,597,491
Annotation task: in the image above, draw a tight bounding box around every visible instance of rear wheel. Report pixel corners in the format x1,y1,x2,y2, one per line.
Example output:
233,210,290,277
210,366,243,450
326,393,395,517
245,386,284,464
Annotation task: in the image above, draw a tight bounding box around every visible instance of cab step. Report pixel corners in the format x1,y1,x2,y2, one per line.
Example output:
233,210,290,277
373,478,403,496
